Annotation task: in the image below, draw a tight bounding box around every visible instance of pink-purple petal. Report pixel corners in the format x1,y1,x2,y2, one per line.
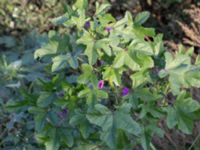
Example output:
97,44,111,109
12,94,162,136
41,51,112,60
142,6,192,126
98,80,104,89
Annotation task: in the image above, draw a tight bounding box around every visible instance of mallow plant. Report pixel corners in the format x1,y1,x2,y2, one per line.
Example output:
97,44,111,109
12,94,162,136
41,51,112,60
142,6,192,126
7,0,200,150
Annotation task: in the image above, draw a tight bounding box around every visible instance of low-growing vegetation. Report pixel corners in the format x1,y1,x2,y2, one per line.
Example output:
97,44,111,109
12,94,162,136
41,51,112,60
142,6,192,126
1,0,200,150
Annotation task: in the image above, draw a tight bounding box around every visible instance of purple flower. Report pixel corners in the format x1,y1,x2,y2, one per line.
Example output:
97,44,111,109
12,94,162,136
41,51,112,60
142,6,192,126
122,87,129,96
98,80,104,89
58,108,68,119
105,26,112,32
97,60,105,66
84,21,90,29
100,60,105,65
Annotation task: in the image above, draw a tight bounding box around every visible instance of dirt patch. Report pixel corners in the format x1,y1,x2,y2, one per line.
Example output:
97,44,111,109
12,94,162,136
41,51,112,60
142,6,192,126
178,5,200,52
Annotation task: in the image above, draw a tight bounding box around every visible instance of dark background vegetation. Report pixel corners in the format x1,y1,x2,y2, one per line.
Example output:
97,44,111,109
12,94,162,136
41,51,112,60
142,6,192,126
0,0,200,149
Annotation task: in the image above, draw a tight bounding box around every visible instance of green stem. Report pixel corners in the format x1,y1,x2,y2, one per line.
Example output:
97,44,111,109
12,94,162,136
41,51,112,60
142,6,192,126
164,83,170,95
188,132,200,150
91,143,103,150
113,86,119,105
150,142,157,150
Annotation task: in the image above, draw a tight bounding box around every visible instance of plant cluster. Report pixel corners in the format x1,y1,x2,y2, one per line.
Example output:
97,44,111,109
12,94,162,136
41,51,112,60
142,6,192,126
0,31,48,150
4,0,200,150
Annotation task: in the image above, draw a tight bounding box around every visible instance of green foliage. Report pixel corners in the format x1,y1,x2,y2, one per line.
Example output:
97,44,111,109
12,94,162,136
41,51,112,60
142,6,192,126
87,103,141,149
159,49,200,95
166,92,200,134
2,0,200,150
134,11,150,25
0,31,47,150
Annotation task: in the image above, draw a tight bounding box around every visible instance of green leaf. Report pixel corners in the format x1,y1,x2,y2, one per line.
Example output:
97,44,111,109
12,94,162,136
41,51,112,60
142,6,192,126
133,26,155,38
70,10,87,29
98,14,116,26
86,104,113,131
77,31,98,65
132,51,154,69
37,92,55,108
177,113,194,134
78,64,93,84
78,64,98,87
100,127,116,149
86,105,115,149
171,66,200,94
59,128,74,147
130,70,151,88
86,91,98,106
85,43,98,65
129,39,154,56
125,52,141,71
0,36,16,48
74,143,103,150
184,67,200,88
51,14,68,25
166,92,200,134
195,55,200,65
116,103,141,135
165,52,190,70
95,38,112,56
159,52,200,95
52,53,78,72
67,53,79,69
34,41,58,59
78,88,91,97
70,110,92,139
140,129,151,150
6,100,30,112
87,103,141,149
95,2,111,16
103,66,122,86
45,128,60,150
113,51,126,68
176,95,200,113
158,69,168,78
97,90,108,99
35,113,46,132
74,0,88,10
177,44,194,56
166,107,177,129
47,110,60,126
113,51,140,71
132,88,161,102
134,11,150,25
153,34,164,56
52,55,67,72
28,106,46,114
116,129,129,149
